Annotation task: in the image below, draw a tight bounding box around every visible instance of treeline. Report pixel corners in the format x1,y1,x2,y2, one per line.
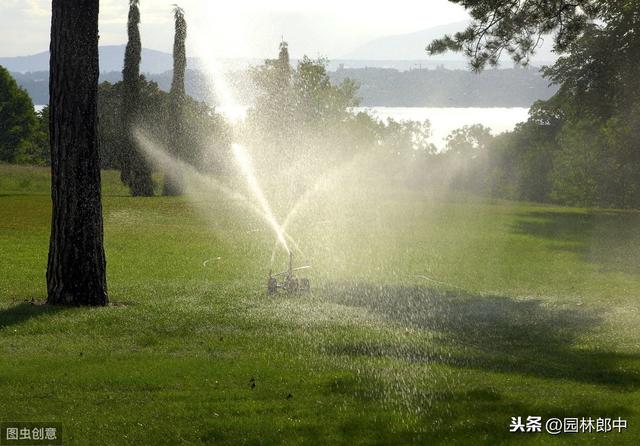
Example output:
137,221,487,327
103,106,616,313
0,66,48,164
0,72,229,170
2,4,639,209
240,42,438,196
11,69,238,108
436,6,640,209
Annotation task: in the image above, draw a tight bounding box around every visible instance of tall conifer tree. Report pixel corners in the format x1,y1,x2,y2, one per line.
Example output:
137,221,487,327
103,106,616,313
163,5,187,196
122,0,154,196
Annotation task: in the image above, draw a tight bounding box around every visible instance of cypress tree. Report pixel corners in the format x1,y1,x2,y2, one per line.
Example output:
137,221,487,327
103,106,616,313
277,41,291,79
163,5,187,196
270,41,293,147
122,0,154,196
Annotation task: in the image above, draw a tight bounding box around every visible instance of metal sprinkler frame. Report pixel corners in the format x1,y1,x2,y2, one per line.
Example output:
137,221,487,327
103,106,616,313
268,252,311,295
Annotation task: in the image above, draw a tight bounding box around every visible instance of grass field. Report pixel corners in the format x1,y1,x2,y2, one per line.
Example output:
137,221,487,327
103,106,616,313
1,163,639,445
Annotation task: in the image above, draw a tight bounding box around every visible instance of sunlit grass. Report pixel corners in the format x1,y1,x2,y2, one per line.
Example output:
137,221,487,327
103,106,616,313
1,164,639,445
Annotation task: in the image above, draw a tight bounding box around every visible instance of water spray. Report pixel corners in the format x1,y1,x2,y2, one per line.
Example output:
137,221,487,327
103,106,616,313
228,144,313,294
145,18,313,294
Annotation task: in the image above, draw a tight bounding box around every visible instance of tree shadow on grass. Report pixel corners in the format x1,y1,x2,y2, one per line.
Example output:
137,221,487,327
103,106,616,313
511,210,640,275
321,283,640,390
316,283,640,443
0,302,66,329
326,377,636,445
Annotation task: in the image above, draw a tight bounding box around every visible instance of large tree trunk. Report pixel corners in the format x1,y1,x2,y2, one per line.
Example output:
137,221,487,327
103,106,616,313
47,0,108,306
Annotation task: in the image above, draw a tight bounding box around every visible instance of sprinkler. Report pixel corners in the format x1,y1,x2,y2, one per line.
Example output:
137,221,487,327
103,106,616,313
268,252,311,295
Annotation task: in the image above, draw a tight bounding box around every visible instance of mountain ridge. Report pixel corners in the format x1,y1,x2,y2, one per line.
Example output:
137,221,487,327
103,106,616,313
1,22,558,73
343,21,557,64
0,45,195,74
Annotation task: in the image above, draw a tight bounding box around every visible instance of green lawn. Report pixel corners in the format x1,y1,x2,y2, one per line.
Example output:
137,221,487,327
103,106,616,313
1,163,639,445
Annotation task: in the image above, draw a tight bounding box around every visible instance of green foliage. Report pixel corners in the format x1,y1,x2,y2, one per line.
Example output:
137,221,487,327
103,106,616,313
486,99,563,203
248,50,360,152
246,44,436,186
435,124,494,192
98,77,230,176
164,5,188,196
246,48,365,189
428,0,603,70
542,1,640,209
550,119,606,206
247,42,295,149
16,106,49,165
445,124,493,157
99,78,165,170
170,5,187,101
0,66,44,163
121,0,154,196
292,56,360,127
550,112,640,208
448,2,640,209
544,4,640,119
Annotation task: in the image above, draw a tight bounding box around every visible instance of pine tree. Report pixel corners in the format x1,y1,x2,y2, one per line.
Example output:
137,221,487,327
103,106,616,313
277,41,291,77
274,41,292,100
427,0,603,71
163,5,187,196
121,0,154,196
48,0,108,306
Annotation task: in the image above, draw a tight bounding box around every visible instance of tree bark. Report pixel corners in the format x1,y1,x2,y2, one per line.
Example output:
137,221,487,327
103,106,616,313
47,0,108,306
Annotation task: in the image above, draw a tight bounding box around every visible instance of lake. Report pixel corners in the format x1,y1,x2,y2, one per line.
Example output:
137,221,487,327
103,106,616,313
214,105,530,148
36,105,530,148
354,107,530,147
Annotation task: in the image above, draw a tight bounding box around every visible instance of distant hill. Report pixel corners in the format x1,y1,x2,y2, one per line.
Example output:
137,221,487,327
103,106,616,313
11,71,48,105
343,22,470,61
343,21,557,66
16,65,557,108
0,45,192,74
1,28,558,75
331,66,557,107
0,51,51,74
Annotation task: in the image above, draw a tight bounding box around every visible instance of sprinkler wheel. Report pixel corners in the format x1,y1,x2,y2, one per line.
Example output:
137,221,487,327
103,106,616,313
267,253,311,295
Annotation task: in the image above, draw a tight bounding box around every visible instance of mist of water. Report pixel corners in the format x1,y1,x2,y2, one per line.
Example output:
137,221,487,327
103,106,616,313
231,143,290,254
131,9,471,422
185,18,295,257
134,129,300,255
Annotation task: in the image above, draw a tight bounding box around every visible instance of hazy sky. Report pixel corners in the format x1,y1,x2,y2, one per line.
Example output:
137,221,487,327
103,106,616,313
0,0,469,58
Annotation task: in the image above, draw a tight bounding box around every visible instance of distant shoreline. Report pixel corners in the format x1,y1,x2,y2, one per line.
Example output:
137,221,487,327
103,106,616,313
20,64,555,109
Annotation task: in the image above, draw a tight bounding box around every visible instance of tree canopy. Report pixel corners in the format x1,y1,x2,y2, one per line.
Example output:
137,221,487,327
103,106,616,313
99,76,230,175
427,0,608,70
425,0,640,207
0,66,40,163
121,0,154,196
246,47,367,182
164,4,188,196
